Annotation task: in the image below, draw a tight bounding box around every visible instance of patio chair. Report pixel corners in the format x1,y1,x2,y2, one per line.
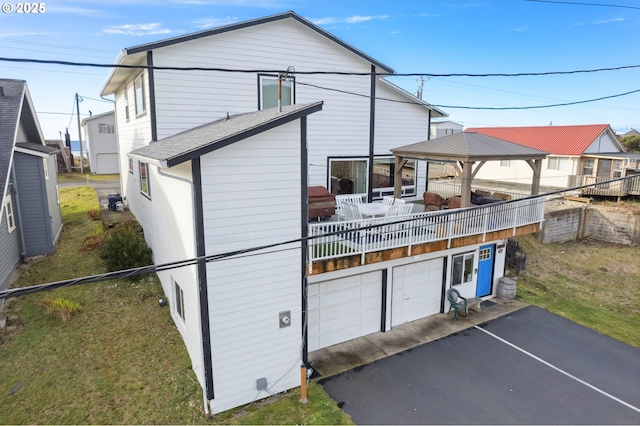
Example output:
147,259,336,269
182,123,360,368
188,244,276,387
447,288,468,320
343,202,363,221
398,204,413,215
382,196,395,206
393,198,406,206
335,194,365,220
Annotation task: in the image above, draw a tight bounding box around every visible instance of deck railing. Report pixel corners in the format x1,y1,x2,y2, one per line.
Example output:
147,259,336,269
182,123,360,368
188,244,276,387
308,197,545,271
426,181,527,200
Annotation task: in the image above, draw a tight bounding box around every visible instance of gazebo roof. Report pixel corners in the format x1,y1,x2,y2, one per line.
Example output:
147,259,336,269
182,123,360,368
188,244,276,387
390,132,549,162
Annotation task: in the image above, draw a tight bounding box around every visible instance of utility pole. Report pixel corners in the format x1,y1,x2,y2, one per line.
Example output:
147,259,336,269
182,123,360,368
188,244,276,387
416,76,424,99
75,93,84,174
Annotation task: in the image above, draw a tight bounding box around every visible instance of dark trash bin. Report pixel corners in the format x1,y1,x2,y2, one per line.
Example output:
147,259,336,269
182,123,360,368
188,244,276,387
107,194,123,211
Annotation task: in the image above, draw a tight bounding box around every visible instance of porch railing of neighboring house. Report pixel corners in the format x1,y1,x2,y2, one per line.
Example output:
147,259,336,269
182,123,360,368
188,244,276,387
307,197,545,272
426,181,527,200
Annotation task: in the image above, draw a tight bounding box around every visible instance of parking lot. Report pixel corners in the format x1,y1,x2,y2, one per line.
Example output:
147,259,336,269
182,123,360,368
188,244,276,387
320,306,640,424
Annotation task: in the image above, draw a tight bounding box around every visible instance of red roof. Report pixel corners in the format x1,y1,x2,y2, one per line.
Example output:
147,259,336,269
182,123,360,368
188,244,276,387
465,124,611,156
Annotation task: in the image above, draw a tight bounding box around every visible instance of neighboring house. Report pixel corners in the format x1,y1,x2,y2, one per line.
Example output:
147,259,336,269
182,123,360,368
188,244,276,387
81,111,119,174
465,124,636,192
100,12,544,415
430,120,463,138
0,79,63,305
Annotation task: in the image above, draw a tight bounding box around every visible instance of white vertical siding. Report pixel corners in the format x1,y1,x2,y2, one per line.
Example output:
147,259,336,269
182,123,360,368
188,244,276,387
200,121,302,414
472,157,579,189
84,113,119,174
584,132,621,153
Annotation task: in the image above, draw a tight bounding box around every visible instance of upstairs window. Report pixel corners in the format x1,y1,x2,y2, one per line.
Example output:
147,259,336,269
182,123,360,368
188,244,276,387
4,194,16,233
124,88,130,122
134,74,146,117
174,280,185,322
259,75,294,110
99,123,115,134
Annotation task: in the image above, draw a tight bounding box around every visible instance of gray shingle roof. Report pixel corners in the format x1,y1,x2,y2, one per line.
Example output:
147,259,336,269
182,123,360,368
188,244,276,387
130,102,323,167
16,142,60,155
390,132,549,162
0,79,27,203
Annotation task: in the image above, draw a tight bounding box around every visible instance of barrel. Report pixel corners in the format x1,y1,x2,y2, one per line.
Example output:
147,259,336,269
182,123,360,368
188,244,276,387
496,277,516,303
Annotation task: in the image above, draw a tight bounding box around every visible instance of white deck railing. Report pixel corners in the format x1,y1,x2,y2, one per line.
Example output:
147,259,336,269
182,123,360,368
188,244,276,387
426,181,528,200
308,197,545,272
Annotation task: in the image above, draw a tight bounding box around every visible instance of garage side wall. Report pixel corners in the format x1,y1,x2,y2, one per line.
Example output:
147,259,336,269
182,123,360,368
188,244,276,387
201,121,303,414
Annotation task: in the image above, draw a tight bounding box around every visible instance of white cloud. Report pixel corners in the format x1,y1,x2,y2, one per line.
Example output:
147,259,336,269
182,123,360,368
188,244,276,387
593,18,624,25
192,16,239,29
44,5,107,18
103,23,173,36
311,15,389,26
513,26,529,32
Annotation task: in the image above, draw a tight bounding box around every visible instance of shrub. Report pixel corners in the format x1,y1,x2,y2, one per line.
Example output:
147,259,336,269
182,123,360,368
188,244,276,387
100,223,153,279
40,297,83,322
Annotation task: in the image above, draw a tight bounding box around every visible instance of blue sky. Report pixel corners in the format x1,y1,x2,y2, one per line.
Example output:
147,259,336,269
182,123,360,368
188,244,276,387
1,0,639,140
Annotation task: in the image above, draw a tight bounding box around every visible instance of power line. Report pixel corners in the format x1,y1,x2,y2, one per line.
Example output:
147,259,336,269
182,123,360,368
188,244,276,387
298,80,640,110
1,56,639,77
526,0,640,10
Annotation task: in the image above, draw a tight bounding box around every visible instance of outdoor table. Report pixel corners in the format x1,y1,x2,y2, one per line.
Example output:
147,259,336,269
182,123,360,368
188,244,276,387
358,203,389,218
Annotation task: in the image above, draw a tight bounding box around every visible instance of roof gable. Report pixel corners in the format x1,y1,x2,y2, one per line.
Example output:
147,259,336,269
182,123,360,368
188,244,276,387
465,124,620,156
130,102,323,167
124,11,394,73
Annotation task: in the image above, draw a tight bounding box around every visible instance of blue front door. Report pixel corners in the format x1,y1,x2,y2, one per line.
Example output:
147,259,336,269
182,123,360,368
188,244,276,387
476,245,494,297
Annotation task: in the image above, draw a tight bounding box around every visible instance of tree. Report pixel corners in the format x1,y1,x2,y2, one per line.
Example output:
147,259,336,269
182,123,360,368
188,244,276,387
620,135,640,153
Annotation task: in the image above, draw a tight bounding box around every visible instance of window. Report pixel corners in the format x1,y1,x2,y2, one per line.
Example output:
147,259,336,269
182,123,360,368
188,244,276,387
124,88,130,121
4,194,16,233
174,281,185,322
479,247,491,261
329,157,416,198
582,159,594,176
139,161,150,198
43,158,49,180
547,157,568,171
128,158,134,174
259,75,294,110
99,123,115,134
613,160,624,178
452,252,475,286
500,160,512,167
134,74,146,117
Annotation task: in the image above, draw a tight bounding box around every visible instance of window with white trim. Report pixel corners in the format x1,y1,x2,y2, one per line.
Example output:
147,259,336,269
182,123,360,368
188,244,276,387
452,252,475,286
259,75,294,110
128,158,133,174
124,88,130,122
174,281,185,322
4,194,16,233
329,156,416,199
43,158,49,180
134,74,146,117
582,159,594,176
613,160,624,178
500,160,512,167
139,161,150,198
99,123,115,134
547,156,568,171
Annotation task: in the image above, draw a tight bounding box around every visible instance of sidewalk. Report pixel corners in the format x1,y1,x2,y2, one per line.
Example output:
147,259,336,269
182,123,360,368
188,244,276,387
309,298,528,378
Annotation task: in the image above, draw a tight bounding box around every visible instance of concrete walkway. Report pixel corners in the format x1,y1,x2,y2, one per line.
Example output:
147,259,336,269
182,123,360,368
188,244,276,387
309,298,528,378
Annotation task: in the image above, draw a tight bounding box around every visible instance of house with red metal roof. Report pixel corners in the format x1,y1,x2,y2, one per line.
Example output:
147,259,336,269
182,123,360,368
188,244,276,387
464,124,639,195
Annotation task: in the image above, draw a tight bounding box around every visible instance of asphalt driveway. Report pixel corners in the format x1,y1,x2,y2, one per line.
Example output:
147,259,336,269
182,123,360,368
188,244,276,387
320,306,640,425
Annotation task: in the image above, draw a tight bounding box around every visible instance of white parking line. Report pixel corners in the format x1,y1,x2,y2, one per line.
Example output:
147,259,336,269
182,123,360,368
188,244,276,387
474,325,640,414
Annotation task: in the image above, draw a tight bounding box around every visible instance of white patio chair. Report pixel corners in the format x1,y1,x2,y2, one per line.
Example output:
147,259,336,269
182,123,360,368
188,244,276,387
343,202,363,221
398,204,413,215
381,196,395,206
393,198,406,206
384,205,402,217
335,194,365,220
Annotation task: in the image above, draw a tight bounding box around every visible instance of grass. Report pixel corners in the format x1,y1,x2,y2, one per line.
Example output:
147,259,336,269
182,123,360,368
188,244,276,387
56,172,120,183
514,234,640,348
0,187,353,424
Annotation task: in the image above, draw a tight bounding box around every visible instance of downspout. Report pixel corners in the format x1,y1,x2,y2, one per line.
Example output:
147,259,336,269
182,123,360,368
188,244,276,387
9,164,27,261
300,116,309,366
147,51,158,142
367,65,376,203
425,109,432,193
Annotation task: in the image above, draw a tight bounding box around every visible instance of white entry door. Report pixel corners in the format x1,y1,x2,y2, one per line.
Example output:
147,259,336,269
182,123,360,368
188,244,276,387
307,271,382,352
391,258,444,327
451,251,478,299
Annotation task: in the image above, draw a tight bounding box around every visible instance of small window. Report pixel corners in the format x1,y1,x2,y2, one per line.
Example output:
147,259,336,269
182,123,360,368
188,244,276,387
99,123,115,134
500,160,512,167
174,281,185,322
582,159,595,176
547,157,568,171
452,252,475,286
259,74,294,110
613,160,624,178
43,158,49,180
5,194,16,233
139,161,150,198
134,74,146,117
479,248,491,261
124,88,130,122
128,158,134,174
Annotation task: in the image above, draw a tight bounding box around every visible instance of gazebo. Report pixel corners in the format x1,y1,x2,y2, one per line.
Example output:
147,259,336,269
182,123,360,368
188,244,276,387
390,132,550,207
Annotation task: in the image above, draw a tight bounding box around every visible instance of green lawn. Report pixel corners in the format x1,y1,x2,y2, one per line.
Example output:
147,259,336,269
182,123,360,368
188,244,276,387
0,187,353,424
56,172,120,183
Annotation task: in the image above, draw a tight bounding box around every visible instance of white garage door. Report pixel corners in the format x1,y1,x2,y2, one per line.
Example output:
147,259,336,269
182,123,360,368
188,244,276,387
96,153,119,174
391,258,444,327
308,271,382,352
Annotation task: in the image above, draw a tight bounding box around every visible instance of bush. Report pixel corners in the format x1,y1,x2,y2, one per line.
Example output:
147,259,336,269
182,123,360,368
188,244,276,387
40,297,83,322
100,223,153,279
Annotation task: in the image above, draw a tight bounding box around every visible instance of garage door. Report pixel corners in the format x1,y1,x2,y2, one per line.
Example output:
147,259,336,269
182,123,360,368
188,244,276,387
308,271,382,352
96,153,119,174
391,258,444,327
